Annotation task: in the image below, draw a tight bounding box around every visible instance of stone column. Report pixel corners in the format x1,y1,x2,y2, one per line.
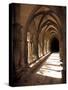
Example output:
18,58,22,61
27,41,33,63
47,40,49,53
44,39,47,55
27,32,33,63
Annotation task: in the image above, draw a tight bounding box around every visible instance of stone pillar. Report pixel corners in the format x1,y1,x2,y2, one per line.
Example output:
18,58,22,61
42,38,44,56
33,35,39,60
38,44,41,57
27,41,33,63
47,40,49,53
27,32,33,63
44,39,47,55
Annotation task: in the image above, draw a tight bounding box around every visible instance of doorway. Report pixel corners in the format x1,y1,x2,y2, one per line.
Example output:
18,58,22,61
50,37,59,53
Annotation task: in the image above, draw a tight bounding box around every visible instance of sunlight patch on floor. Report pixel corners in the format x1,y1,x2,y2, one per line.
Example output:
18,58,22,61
36,53,63,78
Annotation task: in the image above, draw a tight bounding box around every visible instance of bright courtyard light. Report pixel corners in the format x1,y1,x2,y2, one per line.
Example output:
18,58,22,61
36,53,63,79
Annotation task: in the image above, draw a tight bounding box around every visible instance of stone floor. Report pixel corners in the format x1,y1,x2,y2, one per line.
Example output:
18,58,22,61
17,53,63,86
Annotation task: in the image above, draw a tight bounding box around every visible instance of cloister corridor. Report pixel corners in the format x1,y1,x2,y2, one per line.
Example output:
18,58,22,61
9,4,66,86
